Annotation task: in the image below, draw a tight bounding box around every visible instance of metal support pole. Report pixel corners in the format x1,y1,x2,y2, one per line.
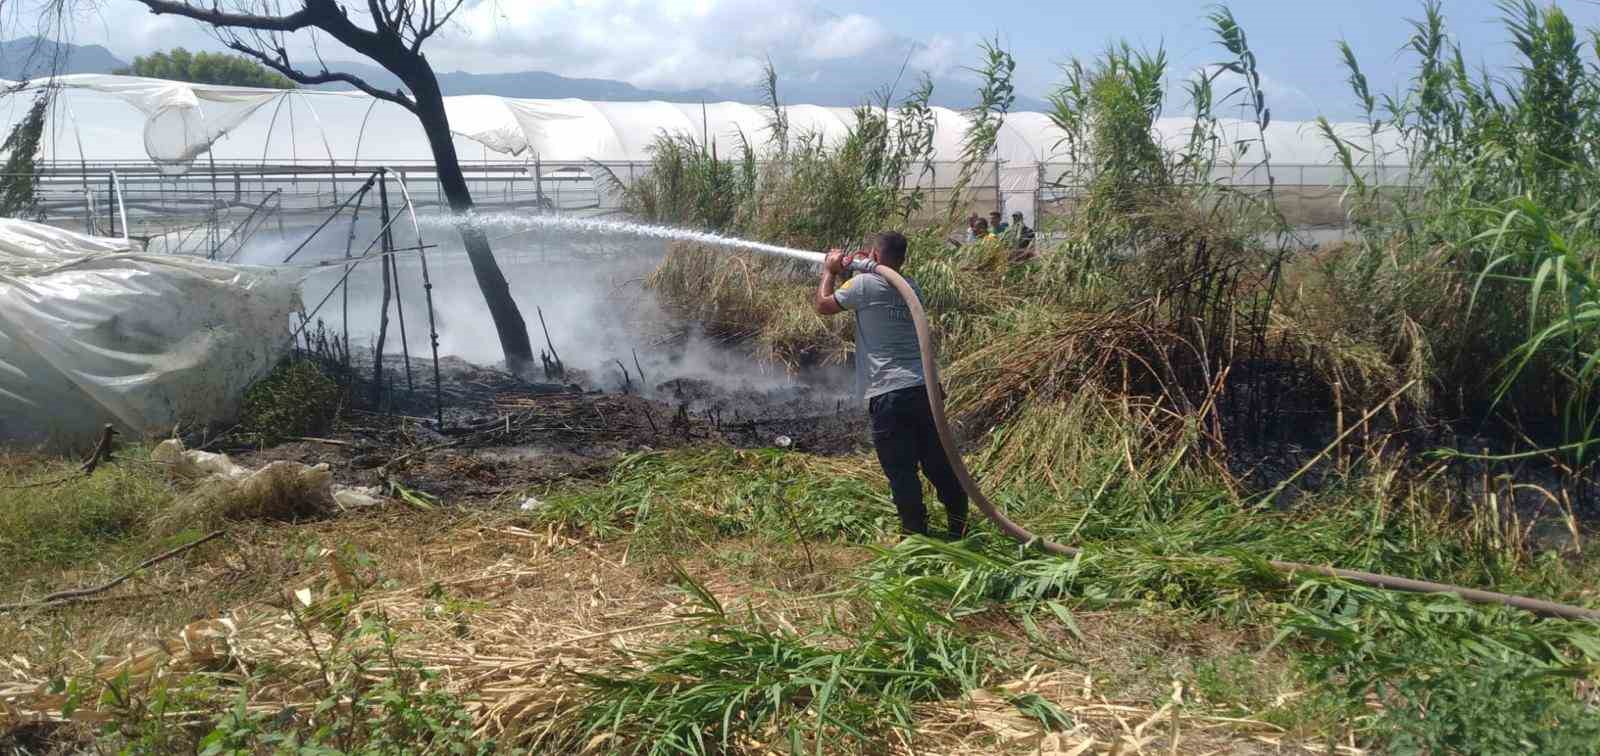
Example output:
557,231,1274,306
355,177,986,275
78,152,91,234
208,152,220,255
384,168,446,429
985,155,998,216
280,170,379,263
377,173,414,392
387,244,415,393
106,172,115,238
535,153,545,210
109,171,128,241
371,220,393,407
340,187,368,372
1035,162,1044,230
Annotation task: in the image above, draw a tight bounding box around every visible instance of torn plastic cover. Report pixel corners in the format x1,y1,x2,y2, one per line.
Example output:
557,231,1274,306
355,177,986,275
56,75,282,174
0,219,301,442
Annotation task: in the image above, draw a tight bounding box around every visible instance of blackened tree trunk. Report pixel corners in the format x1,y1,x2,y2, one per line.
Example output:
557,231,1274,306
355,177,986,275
406,69,535,377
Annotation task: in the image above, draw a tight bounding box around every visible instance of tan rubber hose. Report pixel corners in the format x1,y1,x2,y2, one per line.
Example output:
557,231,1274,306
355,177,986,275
856,260,1600,622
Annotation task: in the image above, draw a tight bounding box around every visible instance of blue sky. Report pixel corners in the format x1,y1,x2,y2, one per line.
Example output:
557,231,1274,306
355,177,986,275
56,0,1600,120
824,0,1600,119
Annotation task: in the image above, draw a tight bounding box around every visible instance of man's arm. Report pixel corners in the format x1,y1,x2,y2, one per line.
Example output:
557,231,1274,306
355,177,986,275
813,249,848,315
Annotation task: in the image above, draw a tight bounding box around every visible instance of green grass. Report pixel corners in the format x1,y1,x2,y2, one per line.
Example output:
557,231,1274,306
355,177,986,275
0,359,343,582
528,437,1600,752
565,567,988,754
0,448,176,579
530,448,898,559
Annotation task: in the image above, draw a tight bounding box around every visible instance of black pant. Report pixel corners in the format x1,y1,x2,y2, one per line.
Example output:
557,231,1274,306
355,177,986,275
869,385,968,537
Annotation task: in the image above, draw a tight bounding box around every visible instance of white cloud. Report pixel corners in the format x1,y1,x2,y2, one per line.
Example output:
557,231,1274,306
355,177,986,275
53,0,958,96
1206,67,1315,119
439,1,904,90
65,2,220,56
804,14,888,61
909,35,959,77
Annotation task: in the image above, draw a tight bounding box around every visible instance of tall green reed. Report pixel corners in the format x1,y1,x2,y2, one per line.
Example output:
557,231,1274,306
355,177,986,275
1322,0,1600,457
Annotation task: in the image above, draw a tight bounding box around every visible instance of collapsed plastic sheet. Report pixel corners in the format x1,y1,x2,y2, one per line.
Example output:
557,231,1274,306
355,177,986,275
50,75,284,173
0,219,300,443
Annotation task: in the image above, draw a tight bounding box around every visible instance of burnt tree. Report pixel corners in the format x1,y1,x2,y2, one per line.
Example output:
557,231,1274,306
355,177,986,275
134,0,537,377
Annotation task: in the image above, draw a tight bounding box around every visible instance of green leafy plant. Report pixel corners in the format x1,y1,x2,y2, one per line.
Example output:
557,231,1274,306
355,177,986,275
570,566,985,754
1319,0,1600,456
236,358,344,447
0,91,48,218
947,37,1015,220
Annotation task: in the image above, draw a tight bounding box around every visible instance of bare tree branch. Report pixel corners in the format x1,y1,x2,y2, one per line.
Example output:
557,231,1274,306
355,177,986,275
135,0,317,32
224,39,416,112
413,0,467,52
368,0,393,33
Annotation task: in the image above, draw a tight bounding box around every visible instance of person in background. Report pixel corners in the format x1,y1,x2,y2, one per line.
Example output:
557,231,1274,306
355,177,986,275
972,218,992,239
1009,212,1035,249
965,213,981,242
989,210,1009,236
812,231,969,540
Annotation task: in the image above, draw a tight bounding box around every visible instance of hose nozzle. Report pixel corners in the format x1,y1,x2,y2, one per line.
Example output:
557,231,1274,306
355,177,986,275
846,257,878,274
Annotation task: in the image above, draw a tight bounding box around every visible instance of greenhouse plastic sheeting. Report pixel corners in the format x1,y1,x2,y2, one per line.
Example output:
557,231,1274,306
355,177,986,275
5,74,1405,170
0,220,300,443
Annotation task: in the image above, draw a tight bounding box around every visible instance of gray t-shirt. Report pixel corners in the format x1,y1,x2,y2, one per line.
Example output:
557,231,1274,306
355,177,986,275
834,271,925,400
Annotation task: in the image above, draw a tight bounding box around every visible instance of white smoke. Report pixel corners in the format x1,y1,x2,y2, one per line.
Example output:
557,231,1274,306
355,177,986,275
234,212,849,407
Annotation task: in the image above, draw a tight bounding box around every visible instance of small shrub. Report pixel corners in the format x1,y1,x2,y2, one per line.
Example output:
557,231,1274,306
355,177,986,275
1372,660,1600,755
235,359,343,447
198,672,493,755
1285,583,1600,755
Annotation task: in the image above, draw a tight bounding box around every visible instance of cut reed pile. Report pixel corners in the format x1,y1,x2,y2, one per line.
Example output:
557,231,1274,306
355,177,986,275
0,524,703,747
906,671,1361,755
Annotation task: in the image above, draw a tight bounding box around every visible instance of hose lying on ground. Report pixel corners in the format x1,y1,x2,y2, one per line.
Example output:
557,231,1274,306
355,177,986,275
843,257,1600,622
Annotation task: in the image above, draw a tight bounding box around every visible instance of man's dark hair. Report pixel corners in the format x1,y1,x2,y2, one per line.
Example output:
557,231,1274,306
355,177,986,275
876,230,908,266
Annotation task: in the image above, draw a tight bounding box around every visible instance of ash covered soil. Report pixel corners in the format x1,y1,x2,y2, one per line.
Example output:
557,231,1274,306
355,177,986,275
235,354,867,502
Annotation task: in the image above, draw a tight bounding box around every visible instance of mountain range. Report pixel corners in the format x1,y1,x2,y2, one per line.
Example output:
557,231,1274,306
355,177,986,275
0,37,123,80
0,36,1049,111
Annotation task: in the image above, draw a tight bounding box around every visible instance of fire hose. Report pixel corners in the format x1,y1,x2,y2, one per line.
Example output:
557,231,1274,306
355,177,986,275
822,256,1600,622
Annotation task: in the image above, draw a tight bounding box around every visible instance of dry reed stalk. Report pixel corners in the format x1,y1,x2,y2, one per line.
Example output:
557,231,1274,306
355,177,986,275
897,669,1357,755
0,526,714,739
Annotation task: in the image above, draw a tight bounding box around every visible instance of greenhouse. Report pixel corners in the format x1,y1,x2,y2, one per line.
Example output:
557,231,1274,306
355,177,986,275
0,73,1407,231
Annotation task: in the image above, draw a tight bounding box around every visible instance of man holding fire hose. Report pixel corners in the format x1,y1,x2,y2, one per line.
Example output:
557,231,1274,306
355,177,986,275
813,231,969,540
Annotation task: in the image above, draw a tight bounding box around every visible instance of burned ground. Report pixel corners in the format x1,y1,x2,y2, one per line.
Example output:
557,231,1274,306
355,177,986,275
223,351,868,505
